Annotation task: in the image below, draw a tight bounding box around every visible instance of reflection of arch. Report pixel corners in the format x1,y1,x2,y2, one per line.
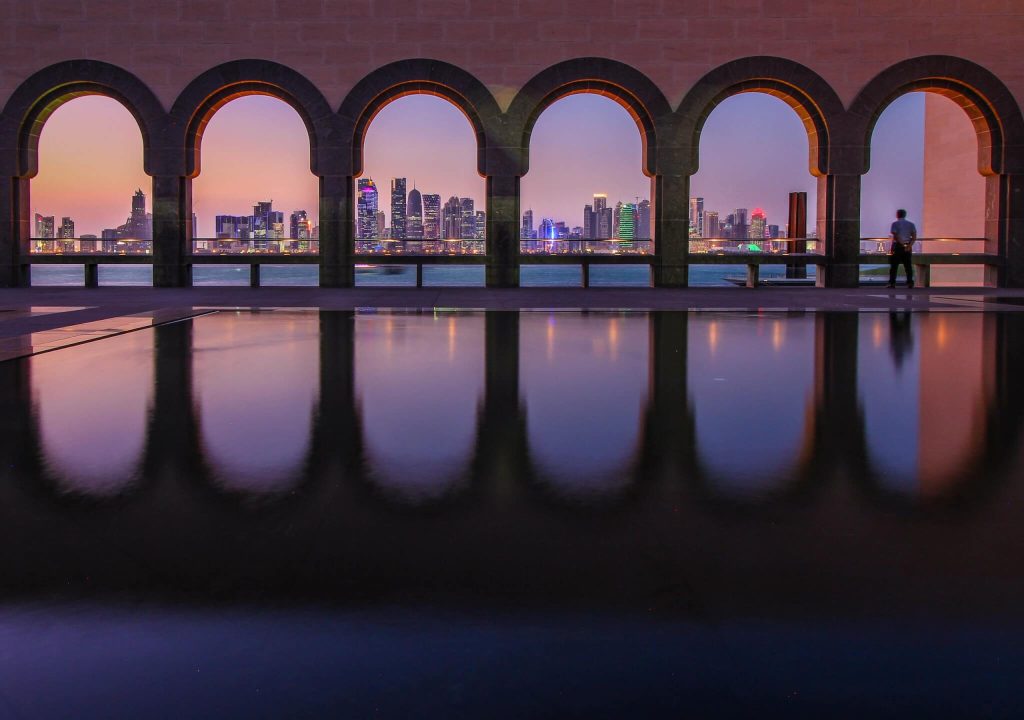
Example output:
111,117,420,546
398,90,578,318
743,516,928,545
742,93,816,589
0,60,166,177
339,59,502,177
506,58,671,176
849,55,1024,176
169,59,338,178
675,57,845,176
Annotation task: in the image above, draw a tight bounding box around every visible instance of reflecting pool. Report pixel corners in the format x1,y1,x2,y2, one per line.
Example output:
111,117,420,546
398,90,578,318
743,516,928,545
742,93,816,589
1,309,1022,717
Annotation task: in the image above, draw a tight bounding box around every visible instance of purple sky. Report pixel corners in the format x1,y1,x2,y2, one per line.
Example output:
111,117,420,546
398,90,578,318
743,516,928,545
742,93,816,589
32,90,931,239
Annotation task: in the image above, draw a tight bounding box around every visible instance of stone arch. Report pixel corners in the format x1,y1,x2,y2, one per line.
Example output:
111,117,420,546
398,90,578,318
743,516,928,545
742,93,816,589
505,58,671,177
675,57,845,177
338,59,501,178
0,60,167,178
849,55,1024,176
168,59,338,178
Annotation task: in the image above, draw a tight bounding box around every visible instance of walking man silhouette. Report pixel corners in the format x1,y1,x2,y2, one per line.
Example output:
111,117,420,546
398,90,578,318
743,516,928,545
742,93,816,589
887,209,917,289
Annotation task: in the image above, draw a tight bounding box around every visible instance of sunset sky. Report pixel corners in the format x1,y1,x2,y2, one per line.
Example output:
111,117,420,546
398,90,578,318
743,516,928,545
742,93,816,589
31,90,934,239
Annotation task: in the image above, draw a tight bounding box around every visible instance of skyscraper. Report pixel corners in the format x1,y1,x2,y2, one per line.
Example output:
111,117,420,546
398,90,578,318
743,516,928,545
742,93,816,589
58,217,75,239
704,210,720,238
376,211,386,238
732,208,749,240
406,187,424,240
290,210,311,239
618,203,635,242
357,178,379,238
252,200,280,247
423,194,441,240
442,196,462,239
390,178,407,240
121,189,151,240
582,204,594,239
750,208,767,240
459,198,475,240
636,200,651,239
593,194,612,239
521,209,534,239
216,215,252,239
475,210,486,240
34,214,54,239
689,197,704,237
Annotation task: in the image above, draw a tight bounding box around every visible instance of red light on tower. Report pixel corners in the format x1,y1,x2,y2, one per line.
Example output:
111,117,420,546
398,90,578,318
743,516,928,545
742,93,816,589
752,207,766,219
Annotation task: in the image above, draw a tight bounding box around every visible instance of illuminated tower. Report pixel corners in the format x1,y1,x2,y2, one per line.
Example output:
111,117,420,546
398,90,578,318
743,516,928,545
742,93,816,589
58,217,75,239
34,214,54,238
357,178,379,238
689,197,704,237
422,193,441,240
704,210,720,238
522,209,534,238
618,202,635,245
459,198,475,239
750,207,767,239
406,187,424,240
442,196,461,239
475,210,486,239
636,199,651,240
390,178,407,240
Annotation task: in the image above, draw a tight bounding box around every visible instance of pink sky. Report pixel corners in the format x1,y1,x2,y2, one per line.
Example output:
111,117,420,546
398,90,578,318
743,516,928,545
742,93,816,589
30,91,951,239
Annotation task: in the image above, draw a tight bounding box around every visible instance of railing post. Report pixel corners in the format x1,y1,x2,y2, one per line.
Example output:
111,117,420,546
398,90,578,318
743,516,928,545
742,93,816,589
319,174,354,288
249,264,260,288
818,174,861,288
0,176,30,287
581,261,590,288
415,262,423,287
152,175,192,287
485,175,520,288
84,262,99,288
987,173,1024,287
652,174,689,287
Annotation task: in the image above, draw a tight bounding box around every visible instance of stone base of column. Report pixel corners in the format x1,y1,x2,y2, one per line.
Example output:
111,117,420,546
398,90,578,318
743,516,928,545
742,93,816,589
486,264,519,288
822,262,859,288
0,264,29,288
320,264,354,288
153,264,192,288
652,264,688,288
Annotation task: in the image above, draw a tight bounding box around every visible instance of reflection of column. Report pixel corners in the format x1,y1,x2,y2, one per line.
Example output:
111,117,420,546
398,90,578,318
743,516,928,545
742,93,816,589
652,175,688,287
0,355,42,484
986,173,1024,287
0,176,30,287
308,310,361,475
818,174,861,288
152,175,192,287
473,312,527,486
810,313,866,480
319,175,355,288
642,312,696,481
486,175,520,288
143,319,202,477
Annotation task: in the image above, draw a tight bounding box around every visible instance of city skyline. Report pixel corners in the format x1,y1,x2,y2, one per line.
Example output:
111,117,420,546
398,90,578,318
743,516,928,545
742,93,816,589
31,92,931,239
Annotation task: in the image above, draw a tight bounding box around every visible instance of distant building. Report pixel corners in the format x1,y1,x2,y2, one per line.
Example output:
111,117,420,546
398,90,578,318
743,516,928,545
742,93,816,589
58,216,74,239
357,178,379,238
442,196,462,239
290,210,311,239
475,210,486,239
522,209,534,239
636,200,651,240
34,214,54,239
406,187,424,240
390,178,407,240
423,193,441,240
689,197,704,237
375,210,386,238
704,210,720,238
459,198,475,240
749,208,767,240
216,215,252,239
618,203,635,241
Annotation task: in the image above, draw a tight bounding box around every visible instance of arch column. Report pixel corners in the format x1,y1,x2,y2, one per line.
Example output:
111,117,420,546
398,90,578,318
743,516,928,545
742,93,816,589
0,176,30,287
485,174,520,288
652,173,689,287
818,173,861,288
319,174,355,288
987,173,1024,287
152,175,192,287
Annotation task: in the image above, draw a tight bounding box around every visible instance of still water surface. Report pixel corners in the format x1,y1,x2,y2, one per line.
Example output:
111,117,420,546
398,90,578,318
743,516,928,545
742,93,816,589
1,310,1022,717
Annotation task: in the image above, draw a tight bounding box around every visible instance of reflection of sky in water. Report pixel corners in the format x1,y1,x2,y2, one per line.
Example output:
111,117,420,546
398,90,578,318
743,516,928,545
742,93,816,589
859,314,989,496
688,314,815,496
32,330,152,496
193,312,319,494
355,313,484,500
521,313,648,495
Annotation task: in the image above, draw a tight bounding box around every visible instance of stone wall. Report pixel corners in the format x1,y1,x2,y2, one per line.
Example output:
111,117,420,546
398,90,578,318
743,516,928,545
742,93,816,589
0,0,1020,113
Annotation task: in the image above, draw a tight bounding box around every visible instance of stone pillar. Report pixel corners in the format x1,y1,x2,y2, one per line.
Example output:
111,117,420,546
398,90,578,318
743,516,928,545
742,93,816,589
485,175,520,288
152,175,192,287
319,175,354,288
986,173,1024,287
652,174,688,287
0,176,30,287
818,174,861,288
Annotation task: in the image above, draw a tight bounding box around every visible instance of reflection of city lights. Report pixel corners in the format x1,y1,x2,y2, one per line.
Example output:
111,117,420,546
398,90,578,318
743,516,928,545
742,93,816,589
708,321,719,355
772,320,783,352
608,318,619,361
385,316,394,358
935,316,949,350
873,318,883,348
546,316,556,361
448,316,457,361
